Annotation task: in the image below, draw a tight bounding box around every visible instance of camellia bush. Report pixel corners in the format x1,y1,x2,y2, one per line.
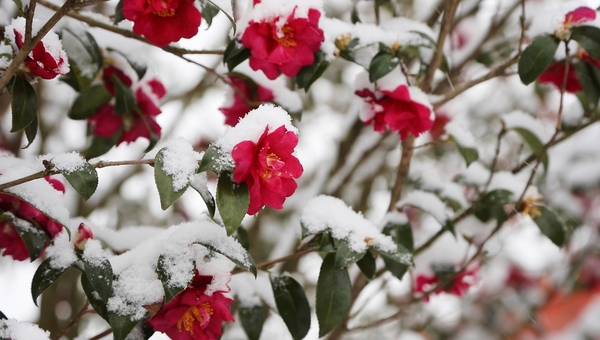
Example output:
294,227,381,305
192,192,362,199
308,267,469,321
2,0,600,339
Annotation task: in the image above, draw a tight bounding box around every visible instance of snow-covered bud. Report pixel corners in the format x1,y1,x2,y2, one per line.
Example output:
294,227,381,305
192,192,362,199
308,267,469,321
74,223,94,251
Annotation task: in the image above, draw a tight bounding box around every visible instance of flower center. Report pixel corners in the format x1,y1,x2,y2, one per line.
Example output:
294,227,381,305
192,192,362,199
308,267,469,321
274,25,297,47
261,153,284,178
148,0,175,17
176,302,213,334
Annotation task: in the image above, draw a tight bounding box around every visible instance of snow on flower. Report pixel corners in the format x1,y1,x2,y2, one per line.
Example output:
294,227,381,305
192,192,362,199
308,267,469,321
355,70,434,140
146,270,234,340
0,176,65,261
239,0,325,79
4,17,69,80
414,263,479,302
87,61,166,145
122,0,202,47
219,74,275,126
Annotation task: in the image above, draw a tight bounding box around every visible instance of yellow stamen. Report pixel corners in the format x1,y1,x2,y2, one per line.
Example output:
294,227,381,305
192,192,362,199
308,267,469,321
275,25,297,47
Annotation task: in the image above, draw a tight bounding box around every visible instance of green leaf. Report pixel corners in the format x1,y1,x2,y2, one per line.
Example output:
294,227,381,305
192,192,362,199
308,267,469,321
574,61,600,110
474,189,513,223
382,220,414,252
533,207,566,247
223,39,251,72
82,254,114,303
31,258,70,306
239,305,264,340
376,220,413,280
113,75,137,115
61,28,103,84
316,253,351,337
114,0,125,24
154,148,189,210
381,255,409,280
368,50,401,82
351,6,361,24
356,250,376,279
201,0,220,28
270,274,311,340
55,161,98,200
12,219,47,261
81,274,108,321
296,51,330,91
156,253,194,303
7,74,37,133
512,127,549,170
233,227,250,251
571,26,600,61
518,34,560,85
318,232,336,253
216,171,249,235
109,313,139,340
23,114,37,149
85,133,121,159
193,239,257,276
68,85,112,120
334,238,366,269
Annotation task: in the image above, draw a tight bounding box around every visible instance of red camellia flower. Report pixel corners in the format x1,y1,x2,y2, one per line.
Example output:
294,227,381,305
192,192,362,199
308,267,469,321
88,78,166,145
219,75,275,126
232,126,303,215
74,223,94,251
414,264,479,302
122,0,202,47
146,271,234,340
356,85,434,140
241,8,325,80
538,61,582,93
5,18,69,80
564,6,596,27
0,176,65,261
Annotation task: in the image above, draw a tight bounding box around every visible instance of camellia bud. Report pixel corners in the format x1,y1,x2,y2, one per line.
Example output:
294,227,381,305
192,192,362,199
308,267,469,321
74,223,94,251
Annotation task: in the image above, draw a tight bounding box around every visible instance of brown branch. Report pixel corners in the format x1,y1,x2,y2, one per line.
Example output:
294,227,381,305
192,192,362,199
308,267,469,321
387,134,415,212
0,158,155,192
421,0,460,93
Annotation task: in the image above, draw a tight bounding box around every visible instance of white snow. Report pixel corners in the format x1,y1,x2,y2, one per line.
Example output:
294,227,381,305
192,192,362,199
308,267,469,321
0,319,50,340
82,239,108,267
43,152,88,173
0,155,70,226
301,195,399,253
106,220,250,319
446,121,477,148
397,190,453,224
502,110,553,144
45,230,77,270
147,138,201,191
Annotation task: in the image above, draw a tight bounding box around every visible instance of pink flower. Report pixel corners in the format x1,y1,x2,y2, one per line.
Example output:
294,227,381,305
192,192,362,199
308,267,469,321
429,112,451,141
146,271,234,340
414,265,479,301
356,85,434,140
564,7,596,27
0,176,65,261
88,78,166,145
232,126,303,215
219,75,275,126
74,223,94,251
122,0,202,47
240,8,324,80
5,18,69,80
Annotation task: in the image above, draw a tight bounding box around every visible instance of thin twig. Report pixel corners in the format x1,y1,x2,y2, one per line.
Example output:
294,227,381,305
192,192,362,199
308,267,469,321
387,134,415,211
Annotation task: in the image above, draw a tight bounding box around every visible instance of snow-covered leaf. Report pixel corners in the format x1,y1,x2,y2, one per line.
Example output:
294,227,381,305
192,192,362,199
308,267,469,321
156,253,194,303
51,154,98,200
356,251,376,279
82,253,113,304
334,238,367,269
154,148,189,210
31,258,70,306
11,218,47,261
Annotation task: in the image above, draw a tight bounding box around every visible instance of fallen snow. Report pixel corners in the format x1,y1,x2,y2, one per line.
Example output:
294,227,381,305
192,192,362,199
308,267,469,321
0,319,50,340
146,138,201,191
45,230,77,270
397,190,453,224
